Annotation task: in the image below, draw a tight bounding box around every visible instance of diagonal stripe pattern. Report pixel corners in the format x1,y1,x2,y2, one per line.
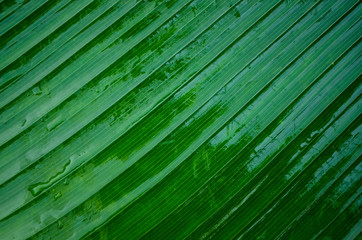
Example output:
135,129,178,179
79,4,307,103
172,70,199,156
0,0,361,239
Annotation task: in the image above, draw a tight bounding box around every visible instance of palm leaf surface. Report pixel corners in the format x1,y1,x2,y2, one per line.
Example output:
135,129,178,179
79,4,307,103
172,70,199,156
0,0,361,239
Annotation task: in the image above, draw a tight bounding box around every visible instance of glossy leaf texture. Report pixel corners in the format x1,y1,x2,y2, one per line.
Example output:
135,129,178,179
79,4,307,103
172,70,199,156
0,0,361,239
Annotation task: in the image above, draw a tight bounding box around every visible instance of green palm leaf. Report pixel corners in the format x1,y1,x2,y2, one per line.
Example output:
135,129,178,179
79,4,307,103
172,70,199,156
0,0,360,239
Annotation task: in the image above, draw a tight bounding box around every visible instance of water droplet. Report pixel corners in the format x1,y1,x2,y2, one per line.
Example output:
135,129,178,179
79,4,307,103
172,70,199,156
300,142,308,148
63,178,69,185
46,116,64,131
32,86,42,95
192,6,197,15
57,220,64,229
109,114,119,126
28,160,71,196
311,130,320,137
54,192,62,200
